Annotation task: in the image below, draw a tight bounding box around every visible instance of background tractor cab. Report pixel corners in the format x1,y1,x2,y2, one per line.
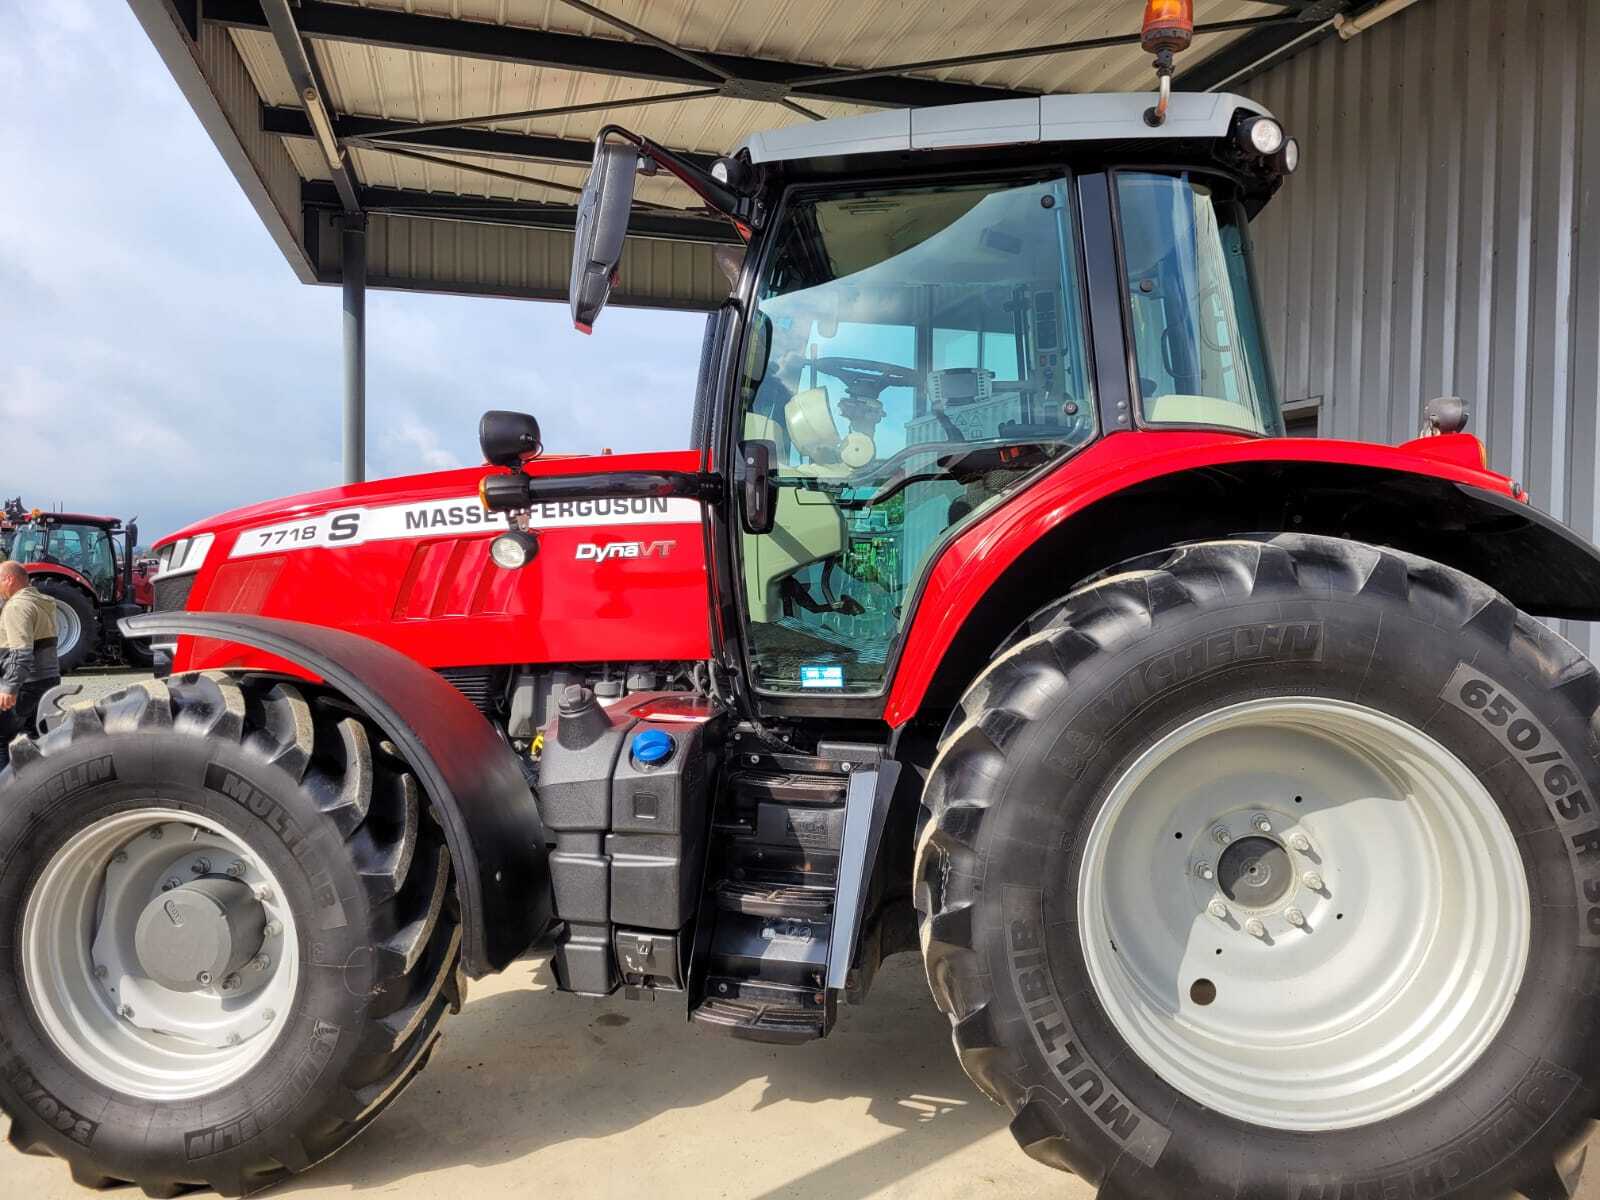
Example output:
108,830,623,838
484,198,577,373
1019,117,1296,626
3,508,153,670
558,90,1300,702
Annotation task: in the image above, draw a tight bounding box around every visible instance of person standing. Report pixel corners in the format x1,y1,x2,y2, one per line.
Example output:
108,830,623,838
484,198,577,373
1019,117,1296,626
0,561,62,770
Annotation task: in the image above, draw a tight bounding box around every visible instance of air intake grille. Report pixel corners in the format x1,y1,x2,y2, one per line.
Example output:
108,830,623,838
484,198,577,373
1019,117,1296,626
437,667,498,715
150,573,196,613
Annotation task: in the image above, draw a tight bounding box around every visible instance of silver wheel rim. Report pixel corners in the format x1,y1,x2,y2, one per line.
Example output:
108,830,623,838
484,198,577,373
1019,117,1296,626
1078,697,1529,1132
22,808,299,1101
51,597,81,656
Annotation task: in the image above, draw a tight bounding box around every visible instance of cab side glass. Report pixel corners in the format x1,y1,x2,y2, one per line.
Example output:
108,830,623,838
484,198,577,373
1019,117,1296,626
1116,171,1283,436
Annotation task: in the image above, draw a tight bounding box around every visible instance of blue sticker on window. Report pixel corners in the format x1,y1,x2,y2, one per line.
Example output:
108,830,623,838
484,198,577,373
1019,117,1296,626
800,664,845,689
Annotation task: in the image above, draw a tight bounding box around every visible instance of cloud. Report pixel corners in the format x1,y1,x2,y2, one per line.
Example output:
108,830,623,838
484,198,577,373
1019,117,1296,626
0,3,706,544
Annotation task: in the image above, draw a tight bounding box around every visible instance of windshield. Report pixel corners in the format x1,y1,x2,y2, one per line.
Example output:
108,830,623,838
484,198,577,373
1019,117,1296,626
739,175,1095,695
1116,171,1282,435
10,524,118,594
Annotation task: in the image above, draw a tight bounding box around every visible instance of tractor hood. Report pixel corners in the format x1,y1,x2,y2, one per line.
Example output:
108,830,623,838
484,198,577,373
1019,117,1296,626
151,451,712,677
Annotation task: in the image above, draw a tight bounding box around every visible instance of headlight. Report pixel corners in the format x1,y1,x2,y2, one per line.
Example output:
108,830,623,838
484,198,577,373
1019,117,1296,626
489,530,539,571
154,532,214,578
1243,117,1285,156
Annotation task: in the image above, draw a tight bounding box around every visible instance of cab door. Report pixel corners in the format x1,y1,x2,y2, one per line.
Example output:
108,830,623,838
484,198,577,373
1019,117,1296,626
732,175,1099,699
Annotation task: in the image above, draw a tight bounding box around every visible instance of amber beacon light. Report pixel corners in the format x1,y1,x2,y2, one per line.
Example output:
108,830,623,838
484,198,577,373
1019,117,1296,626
1141,0,1194,126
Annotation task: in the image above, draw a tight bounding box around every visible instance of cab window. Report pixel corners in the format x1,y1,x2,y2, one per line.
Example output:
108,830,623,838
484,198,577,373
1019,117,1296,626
739,176,1096,695
1116,171,1282,435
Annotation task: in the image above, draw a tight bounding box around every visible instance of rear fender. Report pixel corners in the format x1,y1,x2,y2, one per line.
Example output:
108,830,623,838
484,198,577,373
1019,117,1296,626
23,563,98,599
122,612,551,977
897,458,1600,726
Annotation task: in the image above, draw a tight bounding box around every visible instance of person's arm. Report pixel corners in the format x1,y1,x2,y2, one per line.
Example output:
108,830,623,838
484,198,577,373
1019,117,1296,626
0,603,29,700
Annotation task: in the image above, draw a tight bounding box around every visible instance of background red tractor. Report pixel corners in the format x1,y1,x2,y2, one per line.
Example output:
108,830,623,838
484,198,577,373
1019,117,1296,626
2,507,154,672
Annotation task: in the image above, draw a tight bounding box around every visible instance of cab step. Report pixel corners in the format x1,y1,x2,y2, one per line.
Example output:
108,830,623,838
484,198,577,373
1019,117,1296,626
715,879,834,918
691,979,833,1045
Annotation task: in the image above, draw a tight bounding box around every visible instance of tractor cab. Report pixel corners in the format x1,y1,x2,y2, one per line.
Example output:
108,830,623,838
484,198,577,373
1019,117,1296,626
546,90,1297,700
7,511,140,604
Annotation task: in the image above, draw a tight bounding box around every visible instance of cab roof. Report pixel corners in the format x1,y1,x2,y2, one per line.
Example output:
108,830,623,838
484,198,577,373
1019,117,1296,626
738,91,1270,166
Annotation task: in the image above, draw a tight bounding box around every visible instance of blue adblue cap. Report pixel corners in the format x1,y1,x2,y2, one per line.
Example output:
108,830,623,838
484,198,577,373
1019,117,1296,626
631,728,675,766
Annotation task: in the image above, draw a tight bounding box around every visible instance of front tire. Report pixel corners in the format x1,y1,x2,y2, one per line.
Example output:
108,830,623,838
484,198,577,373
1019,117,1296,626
0,673,463,1196
915,534,1600,1198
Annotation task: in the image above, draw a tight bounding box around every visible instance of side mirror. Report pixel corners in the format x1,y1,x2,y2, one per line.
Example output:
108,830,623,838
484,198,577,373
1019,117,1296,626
480,410,542,467
570,140,640,333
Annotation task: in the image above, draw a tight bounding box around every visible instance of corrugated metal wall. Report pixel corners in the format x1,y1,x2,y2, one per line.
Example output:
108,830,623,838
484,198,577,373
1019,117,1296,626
307,211,733,309
1244,0,1600,654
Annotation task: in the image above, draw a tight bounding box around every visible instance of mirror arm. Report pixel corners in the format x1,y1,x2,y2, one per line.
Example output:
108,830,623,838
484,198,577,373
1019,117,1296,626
598,125,760,227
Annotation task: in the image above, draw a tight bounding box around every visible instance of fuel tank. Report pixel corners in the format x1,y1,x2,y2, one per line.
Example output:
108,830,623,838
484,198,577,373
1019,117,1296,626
151,451,711,674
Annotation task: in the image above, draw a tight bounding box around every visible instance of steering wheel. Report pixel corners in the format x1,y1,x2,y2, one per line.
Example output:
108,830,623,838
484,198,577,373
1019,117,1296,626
811,356,922,400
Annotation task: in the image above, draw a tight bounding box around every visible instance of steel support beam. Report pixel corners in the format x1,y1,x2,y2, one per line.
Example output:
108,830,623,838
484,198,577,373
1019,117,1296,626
264,106,715,172
260,0,361,213
204,0,1028,108
303,181,740,244
1179,0,1354,91
341,218,367,484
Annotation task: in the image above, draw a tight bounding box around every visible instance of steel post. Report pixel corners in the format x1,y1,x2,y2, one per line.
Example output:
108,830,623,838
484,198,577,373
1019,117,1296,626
341,218,367,484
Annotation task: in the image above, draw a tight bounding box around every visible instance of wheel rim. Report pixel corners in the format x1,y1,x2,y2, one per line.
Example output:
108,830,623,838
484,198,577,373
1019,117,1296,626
21,808,299,1101
1077,697,1530,1132
51,597,81,656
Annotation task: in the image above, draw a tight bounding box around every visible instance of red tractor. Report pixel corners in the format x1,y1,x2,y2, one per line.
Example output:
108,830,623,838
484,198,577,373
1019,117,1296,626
5,59,1600,1200
3,507,155,672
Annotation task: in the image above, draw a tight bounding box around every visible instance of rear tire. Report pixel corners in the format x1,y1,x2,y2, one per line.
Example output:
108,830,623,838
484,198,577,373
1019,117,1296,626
915,534,1600,1198
0,673,464,1196
34,579,98,674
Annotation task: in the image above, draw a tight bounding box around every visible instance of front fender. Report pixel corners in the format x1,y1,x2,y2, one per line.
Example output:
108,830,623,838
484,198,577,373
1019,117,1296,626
122,612,551,977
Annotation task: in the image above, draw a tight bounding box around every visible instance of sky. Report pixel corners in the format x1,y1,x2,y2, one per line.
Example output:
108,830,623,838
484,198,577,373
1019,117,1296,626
0,2,707,545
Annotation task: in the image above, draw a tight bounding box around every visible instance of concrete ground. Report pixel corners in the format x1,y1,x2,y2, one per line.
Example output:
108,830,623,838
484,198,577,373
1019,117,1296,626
7,954,1066,1200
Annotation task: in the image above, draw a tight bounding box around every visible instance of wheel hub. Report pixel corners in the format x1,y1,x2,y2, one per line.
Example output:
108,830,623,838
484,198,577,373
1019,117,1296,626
133,877,265,993
21,810,299,1101
1077,697,1530,1132
1215,835,1291,908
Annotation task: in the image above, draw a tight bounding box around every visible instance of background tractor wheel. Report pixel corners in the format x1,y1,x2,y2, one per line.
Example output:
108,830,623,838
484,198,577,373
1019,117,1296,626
119,634,156,669
33,578,98,674
915,534,1600,1199
0,673,464,1196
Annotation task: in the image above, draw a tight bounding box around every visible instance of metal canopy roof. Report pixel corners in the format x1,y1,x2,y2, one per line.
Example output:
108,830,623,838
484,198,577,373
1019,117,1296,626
130,0,1360,312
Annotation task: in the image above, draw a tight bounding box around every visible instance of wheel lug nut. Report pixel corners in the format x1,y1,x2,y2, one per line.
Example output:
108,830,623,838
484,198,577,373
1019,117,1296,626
94,964,108,980
163,877,181,891
1245,918,1267,938
1289,833,1311,853
191,858,211,875
1285,907,1307,928
1212,826,1233,846
262,1009,276,1023
1193,861,1214,880
148,828,163,841
1253,816,1272,834
119,1005,135,1020
265,920,282,938
1208,899,1229,920
226,860,246,878
227,1033,242,1046
1303,871,1325,891
255,886,274,903
222,974,241,992
251,955,270,973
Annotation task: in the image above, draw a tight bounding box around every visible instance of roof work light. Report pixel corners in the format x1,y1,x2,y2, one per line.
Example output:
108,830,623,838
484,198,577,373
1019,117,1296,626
1141,0,1195,128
